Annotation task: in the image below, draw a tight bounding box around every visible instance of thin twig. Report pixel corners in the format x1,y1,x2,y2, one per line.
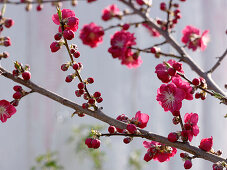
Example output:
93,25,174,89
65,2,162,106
207,48,227,74
166,0,173,31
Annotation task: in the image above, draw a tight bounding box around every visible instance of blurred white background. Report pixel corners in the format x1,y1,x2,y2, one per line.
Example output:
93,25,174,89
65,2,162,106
0,0,227,169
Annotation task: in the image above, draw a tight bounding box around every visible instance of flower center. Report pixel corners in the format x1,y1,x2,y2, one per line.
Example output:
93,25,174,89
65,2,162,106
165,92,175,102
0,106,6,115
89,32,96,40
114,40,124,48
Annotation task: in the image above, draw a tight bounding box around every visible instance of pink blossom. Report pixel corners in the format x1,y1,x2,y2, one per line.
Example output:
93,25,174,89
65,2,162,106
108,30,136,59
155,59,184,83
143,141,177,162
0,100,16,123
172,77,193,100
156,83,185,113
108,30,142,68
132,111,149,129
199,136,213,152
52,9,79,32
181,25,209,51
184,113,199,142
102,4,120,21
142,23,160,37
120,51,143,68
79,22,104,48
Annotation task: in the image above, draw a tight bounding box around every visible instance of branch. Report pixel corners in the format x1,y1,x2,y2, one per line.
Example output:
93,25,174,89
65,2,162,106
207,48,227,74
0,0,80,5
120,0,227,101
0,66,226,164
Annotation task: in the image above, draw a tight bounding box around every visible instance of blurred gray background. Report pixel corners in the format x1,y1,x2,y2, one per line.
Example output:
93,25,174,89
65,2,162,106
0,0,227,169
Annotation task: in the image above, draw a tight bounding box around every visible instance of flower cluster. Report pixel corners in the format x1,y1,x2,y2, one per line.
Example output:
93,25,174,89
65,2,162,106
79,22,104,48
102,4,121,21
182,113,199,142
0,100,16,123
108,30,142,68
143,141,177,162
181,25,209,51
51,9,103,114
12,61,31,81
157,1,182,31
50,9,79,53
85,138,101,149
155,59,184,83
12,85,25,107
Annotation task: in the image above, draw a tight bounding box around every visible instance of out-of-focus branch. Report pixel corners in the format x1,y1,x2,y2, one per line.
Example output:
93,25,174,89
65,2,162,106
207,48,227,74
0,0,77,5
0,66,226,164
120,0,227,101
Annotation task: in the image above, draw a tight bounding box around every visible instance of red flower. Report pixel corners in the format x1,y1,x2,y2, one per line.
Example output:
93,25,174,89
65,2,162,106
120,51,143,68
156,83,185,113
143,141,177,162
108,31,142,68
172,77,193,100
155,59,184,83
79,22,104,48
102,4,120,21
132,111,149,129
0,100,16,123
142,23,160,37
181,25,209,51
52,9,79,32
184,113,199,142
199,136,213,152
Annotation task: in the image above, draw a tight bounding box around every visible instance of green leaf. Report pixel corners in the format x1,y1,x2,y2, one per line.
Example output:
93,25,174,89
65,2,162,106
57,7,62,21
212,90,224,99
1,4,6,17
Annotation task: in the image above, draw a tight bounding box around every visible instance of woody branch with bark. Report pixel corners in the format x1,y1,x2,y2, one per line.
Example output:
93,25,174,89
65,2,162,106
0,0,227,169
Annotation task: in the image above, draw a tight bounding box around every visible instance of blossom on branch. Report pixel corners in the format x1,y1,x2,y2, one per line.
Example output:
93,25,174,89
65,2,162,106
0,100,17,123
52,9,79,32
183,113,199,142
143,141,177,162
155,59,184,83
79,22,104,48
181,25,209,51
131,111,149,128
108,30,142,68
172,77,193,100
102,4,120,21
156,83,185,113
199,136,213,152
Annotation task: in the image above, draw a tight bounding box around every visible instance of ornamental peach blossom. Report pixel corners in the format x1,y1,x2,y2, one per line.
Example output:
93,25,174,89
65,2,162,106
143,141,177,162
155,59,184,83
156,83,185,113
131,111,149,129
108,30,142,68
102,4,120,21
184,113,200,142
172,77,193,100
181,25,209,51
199,136,213,152
0,100,17,123
52,9,79,32
79,22,104,48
